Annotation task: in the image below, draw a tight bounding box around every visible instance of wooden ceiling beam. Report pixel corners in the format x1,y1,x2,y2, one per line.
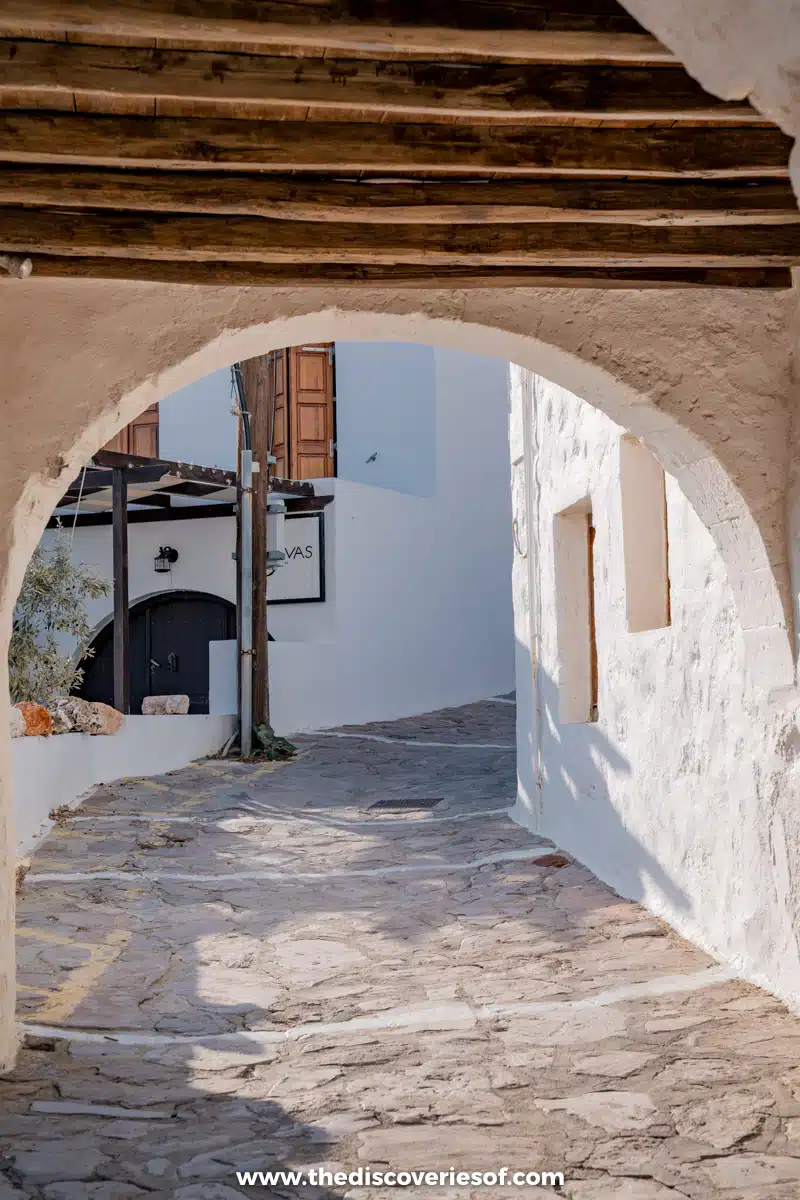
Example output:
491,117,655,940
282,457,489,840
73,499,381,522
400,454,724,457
0,167,796,226
2,208,799,266
0,2,671,64
8,255,791,289
0,41,749,121
0,114,790,176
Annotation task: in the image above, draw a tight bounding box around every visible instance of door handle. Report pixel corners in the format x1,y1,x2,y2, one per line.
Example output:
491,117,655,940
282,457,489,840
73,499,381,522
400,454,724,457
149,658,160,670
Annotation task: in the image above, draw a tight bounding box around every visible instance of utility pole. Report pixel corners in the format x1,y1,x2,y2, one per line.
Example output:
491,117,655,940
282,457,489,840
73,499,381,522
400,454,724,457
239,355,272,732
111,467,130,714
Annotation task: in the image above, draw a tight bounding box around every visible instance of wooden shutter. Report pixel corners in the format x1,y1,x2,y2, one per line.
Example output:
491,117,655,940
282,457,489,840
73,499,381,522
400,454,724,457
268,349,290,479
102,427,128,454
103,403,159,457
129,404,159,457
289,344,335,480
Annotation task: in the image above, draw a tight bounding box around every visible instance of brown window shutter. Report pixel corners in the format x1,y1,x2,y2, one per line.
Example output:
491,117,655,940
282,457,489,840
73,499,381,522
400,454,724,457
268,349,290,480
289,344,335,480
102,428,129,454
129,403,159,457
103,403,159,457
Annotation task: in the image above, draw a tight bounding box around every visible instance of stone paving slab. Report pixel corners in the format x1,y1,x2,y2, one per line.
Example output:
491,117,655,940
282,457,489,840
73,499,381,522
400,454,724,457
3,700,800,1198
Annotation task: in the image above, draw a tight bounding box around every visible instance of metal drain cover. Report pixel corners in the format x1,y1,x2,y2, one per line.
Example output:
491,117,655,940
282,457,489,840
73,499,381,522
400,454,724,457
368,797,443,811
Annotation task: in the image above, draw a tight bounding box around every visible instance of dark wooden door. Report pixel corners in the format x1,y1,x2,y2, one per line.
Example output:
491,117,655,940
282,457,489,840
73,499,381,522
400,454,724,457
79,592,235,714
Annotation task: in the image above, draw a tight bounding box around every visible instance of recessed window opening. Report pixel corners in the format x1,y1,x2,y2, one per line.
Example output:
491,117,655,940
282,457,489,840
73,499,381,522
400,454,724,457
619,435,671,632
554,499,599,724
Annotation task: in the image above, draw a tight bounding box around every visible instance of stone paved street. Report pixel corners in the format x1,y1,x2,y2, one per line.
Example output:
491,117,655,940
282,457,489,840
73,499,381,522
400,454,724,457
3,699,800,1199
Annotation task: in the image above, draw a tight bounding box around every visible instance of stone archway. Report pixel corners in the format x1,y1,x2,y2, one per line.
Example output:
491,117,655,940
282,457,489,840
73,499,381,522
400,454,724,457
0,278,796,1067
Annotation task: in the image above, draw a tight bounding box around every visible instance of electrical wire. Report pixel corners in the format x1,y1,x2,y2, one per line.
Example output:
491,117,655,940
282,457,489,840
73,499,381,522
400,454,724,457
69,464,88,549
231,362,252,450
269,349,278,457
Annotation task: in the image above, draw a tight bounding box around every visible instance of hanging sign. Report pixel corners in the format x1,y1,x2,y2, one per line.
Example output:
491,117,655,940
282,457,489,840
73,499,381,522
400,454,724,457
267,512,325,604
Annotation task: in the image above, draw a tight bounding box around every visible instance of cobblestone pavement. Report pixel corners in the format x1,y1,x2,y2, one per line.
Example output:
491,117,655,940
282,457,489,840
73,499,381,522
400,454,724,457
4,699,800,1199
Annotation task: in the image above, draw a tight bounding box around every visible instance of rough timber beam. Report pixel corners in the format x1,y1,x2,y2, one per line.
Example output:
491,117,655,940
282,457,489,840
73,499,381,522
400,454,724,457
7,256,791,289
0,42,750,121
2,209,799,266
0,167,795,226
0,115,790,176
0,1,672,64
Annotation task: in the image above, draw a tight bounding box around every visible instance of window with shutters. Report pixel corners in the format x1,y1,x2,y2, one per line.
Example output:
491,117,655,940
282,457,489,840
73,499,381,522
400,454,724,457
554,499,599,724
103,403,159,458
266,343,336,481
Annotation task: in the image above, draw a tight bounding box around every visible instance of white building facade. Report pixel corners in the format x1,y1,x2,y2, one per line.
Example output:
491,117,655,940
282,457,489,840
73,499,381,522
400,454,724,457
47,344,515,734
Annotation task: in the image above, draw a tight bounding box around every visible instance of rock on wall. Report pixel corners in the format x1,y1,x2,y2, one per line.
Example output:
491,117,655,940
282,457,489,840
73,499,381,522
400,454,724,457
511,368,800,1011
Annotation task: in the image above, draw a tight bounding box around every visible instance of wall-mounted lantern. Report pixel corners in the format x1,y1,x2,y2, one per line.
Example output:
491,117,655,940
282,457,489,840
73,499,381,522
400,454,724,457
154,545,179,574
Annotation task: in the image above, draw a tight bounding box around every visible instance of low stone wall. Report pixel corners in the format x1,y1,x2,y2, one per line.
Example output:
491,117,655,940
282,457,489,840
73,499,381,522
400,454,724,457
12,714,236,856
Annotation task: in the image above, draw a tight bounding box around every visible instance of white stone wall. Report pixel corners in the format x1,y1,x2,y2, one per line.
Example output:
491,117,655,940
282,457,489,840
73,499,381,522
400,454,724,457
511,368,800,1012
13,714,236,857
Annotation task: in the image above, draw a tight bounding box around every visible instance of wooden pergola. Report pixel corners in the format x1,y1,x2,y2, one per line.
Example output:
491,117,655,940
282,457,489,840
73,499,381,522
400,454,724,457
0,0,797,289
51,447,318,714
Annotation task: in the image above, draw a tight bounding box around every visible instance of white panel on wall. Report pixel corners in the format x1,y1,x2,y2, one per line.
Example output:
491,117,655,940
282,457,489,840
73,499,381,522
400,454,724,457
268,514,324,604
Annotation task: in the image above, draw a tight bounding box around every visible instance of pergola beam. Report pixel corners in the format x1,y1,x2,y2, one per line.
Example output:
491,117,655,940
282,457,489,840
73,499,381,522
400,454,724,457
91,447,236,487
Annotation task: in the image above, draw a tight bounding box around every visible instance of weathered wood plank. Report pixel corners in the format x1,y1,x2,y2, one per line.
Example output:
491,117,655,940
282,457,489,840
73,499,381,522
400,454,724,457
0,41,746,121
2,208,799,265
0,166,796,225
12,255,792,289
0,115,790,176
0,2,671,64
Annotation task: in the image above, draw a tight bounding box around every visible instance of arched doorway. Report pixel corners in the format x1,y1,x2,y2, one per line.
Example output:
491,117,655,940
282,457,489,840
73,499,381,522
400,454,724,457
2,290,798,1075
78,591,236,715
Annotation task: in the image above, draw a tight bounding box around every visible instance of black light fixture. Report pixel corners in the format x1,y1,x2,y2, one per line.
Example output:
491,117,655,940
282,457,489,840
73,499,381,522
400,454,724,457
154,546,179,573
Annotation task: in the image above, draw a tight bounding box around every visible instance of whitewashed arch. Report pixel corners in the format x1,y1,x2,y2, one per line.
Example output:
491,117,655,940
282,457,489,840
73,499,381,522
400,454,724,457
0,279,795,1071
10,299,794,695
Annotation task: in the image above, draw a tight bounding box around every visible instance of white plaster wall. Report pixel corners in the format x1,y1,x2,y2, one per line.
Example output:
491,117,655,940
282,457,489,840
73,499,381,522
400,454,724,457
335,342,437,496
13,715,235,857
210,467,515,733
43,516,238,635
276,417,513,729
511,369,800,1012
158,367,237,471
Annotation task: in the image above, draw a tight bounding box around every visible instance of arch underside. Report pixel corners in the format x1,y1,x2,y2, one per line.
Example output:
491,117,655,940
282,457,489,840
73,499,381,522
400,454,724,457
2,281,793,694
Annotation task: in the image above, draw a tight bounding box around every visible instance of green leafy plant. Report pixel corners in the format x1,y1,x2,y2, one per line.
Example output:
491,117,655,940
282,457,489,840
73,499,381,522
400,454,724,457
9,532,109,708
253,723,297,761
